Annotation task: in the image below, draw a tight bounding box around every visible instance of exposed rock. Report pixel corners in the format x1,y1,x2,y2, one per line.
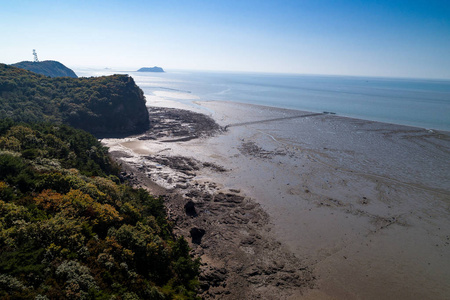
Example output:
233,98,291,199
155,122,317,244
106,107,315,299
138,107,222,142
199,266,228,288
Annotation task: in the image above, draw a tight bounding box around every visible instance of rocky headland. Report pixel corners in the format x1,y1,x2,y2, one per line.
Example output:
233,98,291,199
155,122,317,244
0,64,149,136
11,60,78,78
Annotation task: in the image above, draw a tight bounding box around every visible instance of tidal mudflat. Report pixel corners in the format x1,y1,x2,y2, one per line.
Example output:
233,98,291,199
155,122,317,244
102,100,450,299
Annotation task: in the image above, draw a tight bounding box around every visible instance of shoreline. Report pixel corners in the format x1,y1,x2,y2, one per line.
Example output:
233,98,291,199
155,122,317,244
148,95,450,134
103,100,450,299
75,67,450,132
106,107,315,299
198,99,450,134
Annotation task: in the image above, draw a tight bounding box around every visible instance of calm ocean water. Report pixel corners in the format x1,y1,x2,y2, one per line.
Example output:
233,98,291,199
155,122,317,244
76,69,450,131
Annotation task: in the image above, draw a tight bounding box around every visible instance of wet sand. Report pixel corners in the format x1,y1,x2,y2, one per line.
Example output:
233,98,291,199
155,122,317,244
103,100,450,299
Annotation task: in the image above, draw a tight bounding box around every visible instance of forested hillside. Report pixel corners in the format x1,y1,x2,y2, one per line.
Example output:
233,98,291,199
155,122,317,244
0,64,150,136
0,120,199,299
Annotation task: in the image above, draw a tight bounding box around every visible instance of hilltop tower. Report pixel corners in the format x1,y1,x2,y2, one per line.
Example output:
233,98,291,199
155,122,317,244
33,49,39,63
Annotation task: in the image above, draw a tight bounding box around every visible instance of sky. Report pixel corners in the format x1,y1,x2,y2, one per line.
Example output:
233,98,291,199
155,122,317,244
1,0,449,79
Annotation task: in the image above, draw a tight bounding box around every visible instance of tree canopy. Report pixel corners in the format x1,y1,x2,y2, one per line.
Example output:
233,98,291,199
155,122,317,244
0,120,199,299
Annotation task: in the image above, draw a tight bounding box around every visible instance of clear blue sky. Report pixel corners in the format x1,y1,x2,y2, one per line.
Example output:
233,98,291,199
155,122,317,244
1,0,449,78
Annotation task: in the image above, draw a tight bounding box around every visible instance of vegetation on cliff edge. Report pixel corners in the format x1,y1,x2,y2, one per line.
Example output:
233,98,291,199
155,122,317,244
0,120,200,299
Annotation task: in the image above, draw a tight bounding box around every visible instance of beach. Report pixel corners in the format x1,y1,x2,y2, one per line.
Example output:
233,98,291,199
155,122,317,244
102,100,450,299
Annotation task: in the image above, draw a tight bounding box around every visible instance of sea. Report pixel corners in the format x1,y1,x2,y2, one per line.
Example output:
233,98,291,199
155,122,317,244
75,68,450,131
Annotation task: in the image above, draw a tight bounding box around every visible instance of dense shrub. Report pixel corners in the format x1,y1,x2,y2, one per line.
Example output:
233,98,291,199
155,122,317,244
0,121,199,299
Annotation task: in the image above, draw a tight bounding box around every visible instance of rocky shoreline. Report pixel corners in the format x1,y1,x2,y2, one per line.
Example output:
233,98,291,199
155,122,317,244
108,107,315,299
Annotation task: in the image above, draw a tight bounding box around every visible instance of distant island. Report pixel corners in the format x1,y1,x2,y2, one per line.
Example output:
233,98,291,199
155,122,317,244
11,60,78,78
137,66,164,72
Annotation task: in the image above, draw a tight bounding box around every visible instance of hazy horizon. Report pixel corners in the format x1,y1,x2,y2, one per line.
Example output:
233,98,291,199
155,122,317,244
70,66,450,82
1,0,449,79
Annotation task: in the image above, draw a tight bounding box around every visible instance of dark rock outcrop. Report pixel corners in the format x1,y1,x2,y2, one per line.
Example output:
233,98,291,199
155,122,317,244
190,227,206,244
184,200,198,217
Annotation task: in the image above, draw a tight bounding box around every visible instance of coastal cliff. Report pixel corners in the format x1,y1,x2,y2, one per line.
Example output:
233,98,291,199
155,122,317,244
11,60,78,78
0,64,149,136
